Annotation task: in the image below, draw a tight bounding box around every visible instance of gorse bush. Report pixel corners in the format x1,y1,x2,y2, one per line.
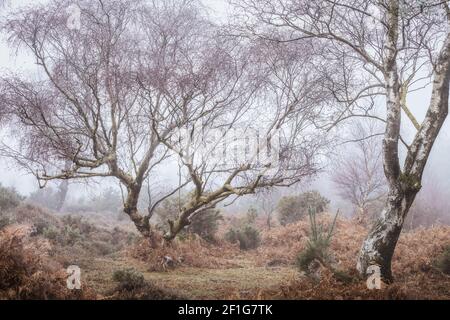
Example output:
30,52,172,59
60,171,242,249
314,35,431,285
277,191,329,226
62,215,94,235
225,225,261,250
43,225,81,245
296,208,338,275
0,184,24,212
240,225,261,250
40,215,86,246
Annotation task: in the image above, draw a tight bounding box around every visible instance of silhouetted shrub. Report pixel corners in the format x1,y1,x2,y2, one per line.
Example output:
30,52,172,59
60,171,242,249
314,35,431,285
277,191,329,226
156,195,223,242
110,268,183,300
88,187,123,213
225,225,260,250
0,184,24,212
244,206,258,225
64,187,122,214
154,195,185,227
185,209,223,242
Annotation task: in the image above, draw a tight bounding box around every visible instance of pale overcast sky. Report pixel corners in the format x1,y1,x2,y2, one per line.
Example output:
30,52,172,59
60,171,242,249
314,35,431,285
0,0,231,195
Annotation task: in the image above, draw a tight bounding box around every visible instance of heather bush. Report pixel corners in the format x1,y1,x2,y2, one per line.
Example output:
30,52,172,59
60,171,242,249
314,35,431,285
277,191,329,226
12,205,59,233
112,268,146,291
110,268,183,300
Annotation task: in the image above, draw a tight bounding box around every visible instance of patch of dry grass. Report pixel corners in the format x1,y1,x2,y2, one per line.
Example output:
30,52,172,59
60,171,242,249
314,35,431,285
2,205,448,300
239,215,450,300
130,235,242,272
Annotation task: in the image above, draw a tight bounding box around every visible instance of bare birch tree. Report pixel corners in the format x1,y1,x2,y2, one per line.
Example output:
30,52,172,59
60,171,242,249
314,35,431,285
234,0,450,281
158,39,330,240
0,0,327,243
0,0,253,243
257,188,280,229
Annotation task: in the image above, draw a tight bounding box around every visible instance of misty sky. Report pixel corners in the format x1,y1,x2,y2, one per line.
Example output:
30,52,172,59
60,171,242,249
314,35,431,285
0,0,449,215
0,0,231,195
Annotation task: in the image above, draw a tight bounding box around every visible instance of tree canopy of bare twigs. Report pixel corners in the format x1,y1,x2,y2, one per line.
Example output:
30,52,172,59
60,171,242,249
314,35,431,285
0,0,328,242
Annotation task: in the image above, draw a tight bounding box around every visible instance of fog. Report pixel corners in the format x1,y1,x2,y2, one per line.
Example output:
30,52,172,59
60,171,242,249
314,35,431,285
0,0,449,301
1,0,450,219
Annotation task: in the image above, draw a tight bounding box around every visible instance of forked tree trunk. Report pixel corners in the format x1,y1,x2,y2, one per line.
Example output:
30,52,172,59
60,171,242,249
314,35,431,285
357,1,450,282
123,184,158,247
358,56,449,281
357,183,419,282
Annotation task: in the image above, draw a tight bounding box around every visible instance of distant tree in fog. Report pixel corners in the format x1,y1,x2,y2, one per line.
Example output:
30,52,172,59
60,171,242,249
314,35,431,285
332,121,386,225
257,189,279,230
407,175,450,229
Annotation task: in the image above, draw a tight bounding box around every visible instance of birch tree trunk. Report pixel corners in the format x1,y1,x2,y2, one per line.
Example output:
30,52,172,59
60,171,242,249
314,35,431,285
357,183,420,282
358,2,450,281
